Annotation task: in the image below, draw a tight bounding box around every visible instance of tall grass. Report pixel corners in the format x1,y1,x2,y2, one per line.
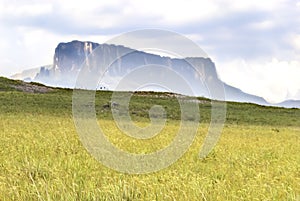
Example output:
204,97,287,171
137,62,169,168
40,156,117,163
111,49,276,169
0,87,299,200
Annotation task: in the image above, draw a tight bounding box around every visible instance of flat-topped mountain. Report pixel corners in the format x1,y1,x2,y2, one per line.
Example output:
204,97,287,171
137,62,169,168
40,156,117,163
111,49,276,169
12,40,298,107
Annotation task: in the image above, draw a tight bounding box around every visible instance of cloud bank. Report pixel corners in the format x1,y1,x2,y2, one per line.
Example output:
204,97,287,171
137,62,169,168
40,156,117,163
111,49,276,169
0,0,299,102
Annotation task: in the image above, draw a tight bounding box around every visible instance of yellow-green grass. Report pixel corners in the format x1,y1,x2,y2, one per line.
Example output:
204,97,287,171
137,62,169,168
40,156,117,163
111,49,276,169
0,113,299,200
0,77,299,200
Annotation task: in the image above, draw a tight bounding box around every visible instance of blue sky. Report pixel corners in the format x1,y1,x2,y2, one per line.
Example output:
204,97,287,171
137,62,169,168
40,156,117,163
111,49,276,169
0,0,300,103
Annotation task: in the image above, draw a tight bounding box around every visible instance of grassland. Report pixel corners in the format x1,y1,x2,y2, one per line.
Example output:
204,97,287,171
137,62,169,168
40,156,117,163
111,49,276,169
0,77,299,200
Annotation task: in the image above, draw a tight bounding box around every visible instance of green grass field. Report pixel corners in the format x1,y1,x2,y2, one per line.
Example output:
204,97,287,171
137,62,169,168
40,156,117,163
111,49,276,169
0,77,299,200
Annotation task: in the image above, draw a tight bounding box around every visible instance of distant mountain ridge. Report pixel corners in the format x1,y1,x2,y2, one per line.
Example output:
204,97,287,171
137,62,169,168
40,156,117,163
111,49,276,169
276,99,300,108
11,65,52,82
11,40,299,108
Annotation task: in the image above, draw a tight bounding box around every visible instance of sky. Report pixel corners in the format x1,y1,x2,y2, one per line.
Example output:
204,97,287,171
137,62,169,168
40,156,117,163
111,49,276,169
0,0,300,103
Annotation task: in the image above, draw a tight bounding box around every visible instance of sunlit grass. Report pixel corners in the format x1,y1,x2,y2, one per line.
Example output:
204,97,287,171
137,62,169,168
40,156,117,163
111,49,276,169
0,79,299,200
0,113,299,200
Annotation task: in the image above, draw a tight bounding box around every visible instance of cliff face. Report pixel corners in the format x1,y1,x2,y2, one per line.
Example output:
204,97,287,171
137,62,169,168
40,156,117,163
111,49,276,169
31,40,267,104
53,40,99,73
35,41,100,87
34,41,220,94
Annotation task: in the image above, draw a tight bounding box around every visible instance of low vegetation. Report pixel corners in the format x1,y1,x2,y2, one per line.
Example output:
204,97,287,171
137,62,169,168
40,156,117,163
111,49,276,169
0,77,299,200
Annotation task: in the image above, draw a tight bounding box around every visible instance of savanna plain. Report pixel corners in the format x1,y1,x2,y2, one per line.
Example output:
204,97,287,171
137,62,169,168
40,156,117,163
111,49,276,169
0,77,299,200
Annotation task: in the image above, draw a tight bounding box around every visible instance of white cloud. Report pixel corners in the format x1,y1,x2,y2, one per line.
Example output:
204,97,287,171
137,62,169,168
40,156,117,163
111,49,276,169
216,58,300,103
290,34,300,50
52,0,126,29
249,20,275,30
222,0,287,11
132,0,221,25
0,1,53,17
185,34,204,42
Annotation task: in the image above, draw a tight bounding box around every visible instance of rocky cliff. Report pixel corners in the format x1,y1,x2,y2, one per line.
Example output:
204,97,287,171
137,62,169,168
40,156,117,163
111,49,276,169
14,40,269,105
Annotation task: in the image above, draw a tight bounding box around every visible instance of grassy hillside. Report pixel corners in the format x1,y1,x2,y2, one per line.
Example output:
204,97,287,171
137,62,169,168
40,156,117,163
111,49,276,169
0,77,299,200
1,76,299,127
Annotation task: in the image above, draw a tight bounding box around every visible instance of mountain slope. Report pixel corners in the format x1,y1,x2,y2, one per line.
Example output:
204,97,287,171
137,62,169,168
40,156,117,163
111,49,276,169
276,99,300,108
0,76,53,93
11,65,52,82
10,40,299,108
34,41,269,103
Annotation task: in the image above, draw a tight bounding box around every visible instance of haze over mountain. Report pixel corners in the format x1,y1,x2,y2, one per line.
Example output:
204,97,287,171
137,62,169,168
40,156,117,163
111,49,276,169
11,40,299,108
